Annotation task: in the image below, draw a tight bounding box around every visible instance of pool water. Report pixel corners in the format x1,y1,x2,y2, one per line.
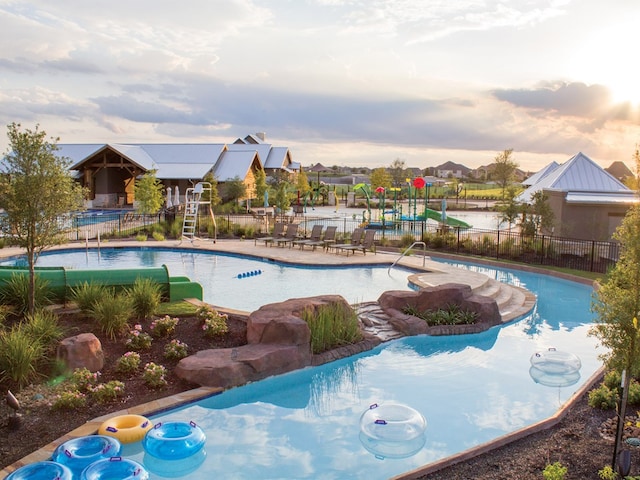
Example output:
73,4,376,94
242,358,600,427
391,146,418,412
4,249,601,479
5,247,416,311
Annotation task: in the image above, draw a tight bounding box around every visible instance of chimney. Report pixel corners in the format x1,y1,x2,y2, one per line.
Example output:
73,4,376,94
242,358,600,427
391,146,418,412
255,132,266,141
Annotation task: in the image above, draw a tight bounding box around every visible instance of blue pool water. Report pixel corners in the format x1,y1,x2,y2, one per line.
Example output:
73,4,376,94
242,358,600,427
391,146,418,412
3,248,416,311
3,248,601,479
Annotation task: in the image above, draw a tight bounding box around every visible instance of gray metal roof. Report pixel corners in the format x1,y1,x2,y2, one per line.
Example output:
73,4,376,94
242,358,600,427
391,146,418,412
518,152,632,203
522,161,559,186
213,150,259,181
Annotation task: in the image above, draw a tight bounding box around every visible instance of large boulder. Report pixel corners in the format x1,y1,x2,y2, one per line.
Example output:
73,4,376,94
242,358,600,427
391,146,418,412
378,283,501,336
57,333,104,372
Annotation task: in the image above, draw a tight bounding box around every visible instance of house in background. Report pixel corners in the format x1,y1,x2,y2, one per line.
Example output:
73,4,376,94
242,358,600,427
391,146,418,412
59,133,296,208
517,152,638,240
605,161,634,183
434,161,470,179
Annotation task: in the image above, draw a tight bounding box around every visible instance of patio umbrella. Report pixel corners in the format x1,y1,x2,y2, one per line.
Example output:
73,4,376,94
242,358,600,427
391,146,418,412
166,187,173,208
174,185,180,207
264,190,269,208
441,198,447,224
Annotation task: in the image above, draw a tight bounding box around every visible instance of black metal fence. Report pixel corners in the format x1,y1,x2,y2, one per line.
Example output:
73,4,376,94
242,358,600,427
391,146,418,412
15,211,619,274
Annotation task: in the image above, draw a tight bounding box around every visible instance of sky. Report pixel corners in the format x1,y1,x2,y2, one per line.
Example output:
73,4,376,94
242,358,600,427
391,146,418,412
0,0,639,173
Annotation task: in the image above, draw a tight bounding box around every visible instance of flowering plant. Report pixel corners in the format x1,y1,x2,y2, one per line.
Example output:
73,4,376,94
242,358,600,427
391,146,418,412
143,362,167,388
52,389,86,410
125,324,153,351
164,339,188,360
115,351,141,373
198,305,229,337
150,315,179,338
90,380,125,403
70,367,100,392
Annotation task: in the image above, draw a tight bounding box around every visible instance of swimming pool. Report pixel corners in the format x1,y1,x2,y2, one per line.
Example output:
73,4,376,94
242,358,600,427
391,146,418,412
1,248,416,311
3,248,601,479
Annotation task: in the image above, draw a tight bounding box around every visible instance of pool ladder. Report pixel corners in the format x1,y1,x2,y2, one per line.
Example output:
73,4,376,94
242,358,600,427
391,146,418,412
388,241,427,275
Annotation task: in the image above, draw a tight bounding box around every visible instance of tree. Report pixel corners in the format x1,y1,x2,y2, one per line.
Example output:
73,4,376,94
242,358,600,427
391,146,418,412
225,176,247,207
389,158,407,188
590,204,640,469
0,123,86,313
492,149,518,199
295,169,311,198
134,170,164,214
497,186,521,231
521,190,555,235
253,169,268,206
202,172,221,208
370,168,392,190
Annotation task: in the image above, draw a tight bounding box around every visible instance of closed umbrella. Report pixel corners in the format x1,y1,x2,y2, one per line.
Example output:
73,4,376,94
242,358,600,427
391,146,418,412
441,198,447,224
174,185,180,207
166,187,173,208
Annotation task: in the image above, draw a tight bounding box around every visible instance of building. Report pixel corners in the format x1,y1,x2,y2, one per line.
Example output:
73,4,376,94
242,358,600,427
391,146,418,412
517,152,638,240
58,134,297,208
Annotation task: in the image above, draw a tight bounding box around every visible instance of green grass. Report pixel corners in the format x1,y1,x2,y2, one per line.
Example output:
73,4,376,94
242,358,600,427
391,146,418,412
301,302,362,354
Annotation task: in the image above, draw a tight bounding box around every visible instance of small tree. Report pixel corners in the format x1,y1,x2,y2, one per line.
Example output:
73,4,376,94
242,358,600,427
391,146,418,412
370,167,392,191
492,149,518,199
202,172,221,209
0,123,86,314
521,190,555,235
254,169,268,207
389,158,407,188
134,170,164,214
296,169,311,198
225,176,247,208
497,186,521,231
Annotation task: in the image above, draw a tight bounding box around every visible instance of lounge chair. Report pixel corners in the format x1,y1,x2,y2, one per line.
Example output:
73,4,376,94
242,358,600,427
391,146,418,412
293,224,323,250
257,222,285,246
273,223,299,248
302,225,337,251
337,228,377,256
329,227,363,253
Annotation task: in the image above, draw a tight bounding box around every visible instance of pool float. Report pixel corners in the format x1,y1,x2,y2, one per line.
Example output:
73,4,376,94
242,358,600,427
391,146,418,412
530,348,582,375
80,457,149,480
144,447,207,478
5,461,73,480
52,435,121,475
360,403,427,442
98,414,152,444
143,421,207,460
359,431,426,460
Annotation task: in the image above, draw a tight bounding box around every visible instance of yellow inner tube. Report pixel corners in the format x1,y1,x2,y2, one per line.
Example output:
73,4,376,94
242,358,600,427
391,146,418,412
98,414,152,444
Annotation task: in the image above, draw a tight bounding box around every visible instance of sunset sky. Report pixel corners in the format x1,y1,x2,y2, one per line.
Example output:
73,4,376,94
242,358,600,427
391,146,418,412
1,0,639,172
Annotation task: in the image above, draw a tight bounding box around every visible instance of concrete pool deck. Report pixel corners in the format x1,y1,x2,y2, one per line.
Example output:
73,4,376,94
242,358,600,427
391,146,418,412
0,238,595,479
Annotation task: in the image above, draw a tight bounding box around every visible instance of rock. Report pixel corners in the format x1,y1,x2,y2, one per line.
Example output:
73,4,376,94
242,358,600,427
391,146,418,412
378,283,501,336
57,333,104,372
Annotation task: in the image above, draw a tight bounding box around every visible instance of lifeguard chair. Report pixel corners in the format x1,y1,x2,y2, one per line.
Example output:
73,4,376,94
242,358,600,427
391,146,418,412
180,182,216,243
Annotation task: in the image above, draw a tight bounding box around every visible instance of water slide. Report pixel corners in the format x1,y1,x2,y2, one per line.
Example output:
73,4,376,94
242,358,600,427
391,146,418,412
0,265,203,303
400,208,472,228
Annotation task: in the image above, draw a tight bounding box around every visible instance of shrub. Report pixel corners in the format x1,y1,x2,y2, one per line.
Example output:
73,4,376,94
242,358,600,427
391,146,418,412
399,233,415,249
70,367,100,392
0,273,53,315
143,362,167,388
301,302,362,354
198,305,229,337
90,292,134,339
0,326,43,387
52,389,86,410
127,277,162,320
115,351,141,374
588,384,618,409
403,303,478,326
152,231,165,241
90,380,125,403
22,309,64,353
125,324,153,351
542,461,567,480
628,379,640,404
164,339,188,360
150,315,179,338
135,233,148,242
603,370,621,390
70,282,110,314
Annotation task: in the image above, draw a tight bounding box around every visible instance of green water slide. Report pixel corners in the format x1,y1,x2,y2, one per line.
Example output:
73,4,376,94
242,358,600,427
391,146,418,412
423,208,471,228
0,265,203,303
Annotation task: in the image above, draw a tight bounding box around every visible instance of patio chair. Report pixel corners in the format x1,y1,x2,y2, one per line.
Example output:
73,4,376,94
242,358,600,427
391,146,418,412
329,227,363,253
337,228,377,256
301,225,337,251
273,223,299,248
293,224,323,250
257,222,285,246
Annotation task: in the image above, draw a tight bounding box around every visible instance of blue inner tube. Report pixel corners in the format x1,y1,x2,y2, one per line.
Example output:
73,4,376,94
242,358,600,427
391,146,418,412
80,457,149,480
5,461,73,480
143,421,206,460
52,435,122,474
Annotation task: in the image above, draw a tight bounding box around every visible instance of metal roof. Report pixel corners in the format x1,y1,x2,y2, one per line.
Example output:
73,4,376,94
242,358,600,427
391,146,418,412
518,152,632,203
522,161,559,186
564,191,640,205
213,150,259,181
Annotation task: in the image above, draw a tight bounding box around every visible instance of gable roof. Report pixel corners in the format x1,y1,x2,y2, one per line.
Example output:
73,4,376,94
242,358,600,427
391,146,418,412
435,161,471,174
606,161,634,181
522,161,560,186
517,152,635,204
213,150,260,181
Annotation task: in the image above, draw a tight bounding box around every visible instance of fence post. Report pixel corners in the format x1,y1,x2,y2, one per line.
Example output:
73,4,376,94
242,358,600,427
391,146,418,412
496,229,500,259
590,241,596,272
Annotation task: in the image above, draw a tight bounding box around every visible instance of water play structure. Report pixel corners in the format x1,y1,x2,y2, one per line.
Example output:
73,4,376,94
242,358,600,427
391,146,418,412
0,264,203,303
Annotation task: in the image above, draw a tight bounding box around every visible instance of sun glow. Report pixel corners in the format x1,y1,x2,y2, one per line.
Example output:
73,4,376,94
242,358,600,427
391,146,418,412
572,20,640,105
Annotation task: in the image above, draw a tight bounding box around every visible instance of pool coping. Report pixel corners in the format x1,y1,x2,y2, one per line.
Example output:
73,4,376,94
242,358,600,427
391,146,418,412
0,239,601,478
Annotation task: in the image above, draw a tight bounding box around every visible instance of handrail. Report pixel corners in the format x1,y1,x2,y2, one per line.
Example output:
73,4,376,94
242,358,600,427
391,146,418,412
388,241,427,275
